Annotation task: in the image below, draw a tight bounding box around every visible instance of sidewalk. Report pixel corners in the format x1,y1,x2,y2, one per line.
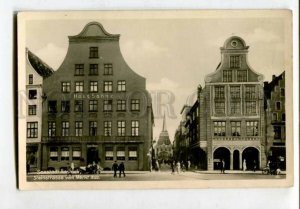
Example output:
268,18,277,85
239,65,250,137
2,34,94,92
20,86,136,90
193,170,286,175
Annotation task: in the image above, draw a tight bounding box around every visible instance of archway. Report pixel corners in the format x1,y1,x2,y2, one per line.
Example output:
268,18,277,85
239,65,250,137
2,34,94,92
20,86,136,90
242,147,259,170
233,150,240,170
213,147,230,170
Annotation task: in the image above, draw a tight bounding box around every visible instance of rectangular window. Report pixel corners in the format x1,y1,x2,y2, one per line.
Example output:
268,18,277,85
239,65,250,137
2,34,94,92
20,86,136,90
280,88,285,97
89,47,98,58
276,102,281,110
28,90,37,99
230,55,240,68
117,80,126,92
230,86,240,99
231,121,241,136
214,86,225,99
75,81,84,92
104,63,113,75
61,147,69,161
128,147,137,160
48,121,56,137
89,81,98,92
75,121,83,136
215,102,225,114
245,101,256,114
49,147,58,161
231,101,241,114
103,100,112,112
75,100,83,112
131,121,139,136
89,121,97,136
223,70,232,82
104,121,112,136
117,147,125,160
62,121,69,137
105,147,114,160
237,70,247,82
131,99,140,111
75,64,84,76
104,81,113,92
274,126,281,139
89,64,98,75
29,74,33,84
213,121,226,136
61,101,70,113
246,121,258,136
61,82,71,93
117,121,126,136
28,105,36,115
245,86,256,99
27,122,38,138
48,101,57,113
117,100,126,111
72,147,81,161
89,100,98,112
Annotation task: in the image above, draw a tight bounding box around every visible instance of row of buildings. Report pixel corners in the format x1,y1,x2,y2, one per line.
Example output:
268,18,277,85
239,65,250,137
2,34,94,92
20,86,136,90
173,36,286,171
26,22,154,172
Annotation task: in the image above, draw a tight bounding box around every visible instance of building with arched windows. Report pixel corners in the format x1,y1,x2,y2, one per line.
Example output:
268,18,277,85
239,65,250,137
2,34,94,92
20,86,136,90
196,36,267,171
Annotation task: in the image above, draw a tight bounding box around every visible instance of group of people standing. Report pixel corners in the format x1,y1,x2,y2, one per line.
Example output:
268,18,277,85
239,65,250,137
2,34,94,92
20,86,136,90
112,161,126,178
170,160,191,174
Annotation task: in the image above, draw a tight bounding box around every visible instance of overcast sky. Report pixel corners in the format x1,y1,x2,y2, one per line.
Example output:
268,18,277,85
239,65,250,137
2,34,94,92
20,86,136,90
26,16,287,142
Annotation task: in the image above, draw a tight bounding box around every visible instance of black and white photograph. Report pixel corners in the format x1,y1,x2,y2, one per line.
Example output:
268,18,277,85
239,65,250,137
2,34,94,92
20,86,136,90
17,10,293,189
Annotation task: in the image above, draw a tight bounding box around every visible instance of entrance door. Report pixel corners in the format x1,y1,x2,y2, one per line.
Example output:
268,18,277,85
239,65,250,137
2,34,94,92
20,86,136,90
87,147,99,164
233,150,240,170
213,147,230,170
242,147,259,170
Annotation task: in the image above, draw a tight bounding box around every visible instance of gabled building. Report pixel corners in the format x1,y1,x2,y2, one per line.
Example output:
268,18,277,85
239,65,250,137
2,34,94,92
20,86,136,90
26,48,54,172
198,36,266,171
264,72,286,169
40,22,154,171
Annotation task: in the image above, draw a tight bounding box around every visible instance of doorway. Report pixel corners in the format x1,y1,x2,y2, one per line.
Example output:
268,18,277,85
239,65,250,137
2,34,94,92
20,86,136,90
87,147,99,164
233,150,240,170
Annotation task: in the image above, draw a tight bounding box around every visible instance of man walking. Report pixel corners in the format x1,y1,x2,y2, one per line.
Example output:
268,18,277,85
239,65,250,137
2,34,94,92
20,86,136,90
119,162,126,178
112,161,118,178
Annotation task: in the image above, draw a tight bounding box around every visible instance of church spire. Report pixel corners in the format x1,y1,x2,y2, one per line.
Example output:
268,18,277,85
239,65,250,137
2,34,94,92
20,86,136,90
162,112,167,132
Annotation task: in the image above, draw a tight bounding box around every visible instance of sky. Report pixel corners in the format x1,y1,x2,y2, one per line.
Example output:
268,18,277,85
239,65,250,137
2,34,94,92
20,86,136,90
25,15,287,143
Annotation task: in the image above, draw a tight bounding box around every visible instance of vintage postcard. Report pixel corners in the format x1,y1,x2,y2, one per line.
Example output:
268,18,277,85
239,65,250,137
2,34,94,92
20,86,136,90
17,10,293,190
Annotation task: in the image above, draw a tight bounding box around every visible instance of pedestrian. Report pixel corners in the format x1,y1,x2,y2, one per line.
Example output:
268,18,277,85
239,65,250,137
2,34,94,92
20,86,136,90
253,160,257,172
187,160,191,171
112,161,118,178
26,162,30,174
171,161,175,174
155,160,160,172
222,160,225,174
219,159,223,173
119,162,126,178
181,161,185,172
243,159,247,171
176,161,181,174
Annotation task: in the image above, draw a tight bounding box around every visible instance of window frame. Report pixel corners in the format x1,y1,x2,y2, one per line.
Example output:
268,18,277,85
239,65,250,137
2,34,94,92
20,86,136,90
89,64,98,75
117,121,126,136
75,64,84,76
104,121,112,136
61,82,71,93
117,80,126,92
104,63,113,75
75,121,83,137
89,100,98,112
75,81,84,92
131,99,140,111
89,47,99,59
27,122,38,138
103,100,112,112
131,120,139,136
61,121,70,137
28,105,37,115
103,81,113,92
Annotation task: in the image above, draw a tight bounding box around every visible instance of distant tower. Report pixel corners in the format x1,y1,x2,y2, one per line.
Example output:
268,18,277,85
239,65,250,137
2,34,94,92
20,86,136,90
155,113,173,162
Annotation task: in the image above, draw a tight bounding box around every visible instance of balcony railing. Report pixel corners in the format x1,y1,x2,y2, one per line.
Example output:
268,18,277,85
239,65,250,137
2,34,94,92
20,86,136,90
213,136,260,141
42,135,143,143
